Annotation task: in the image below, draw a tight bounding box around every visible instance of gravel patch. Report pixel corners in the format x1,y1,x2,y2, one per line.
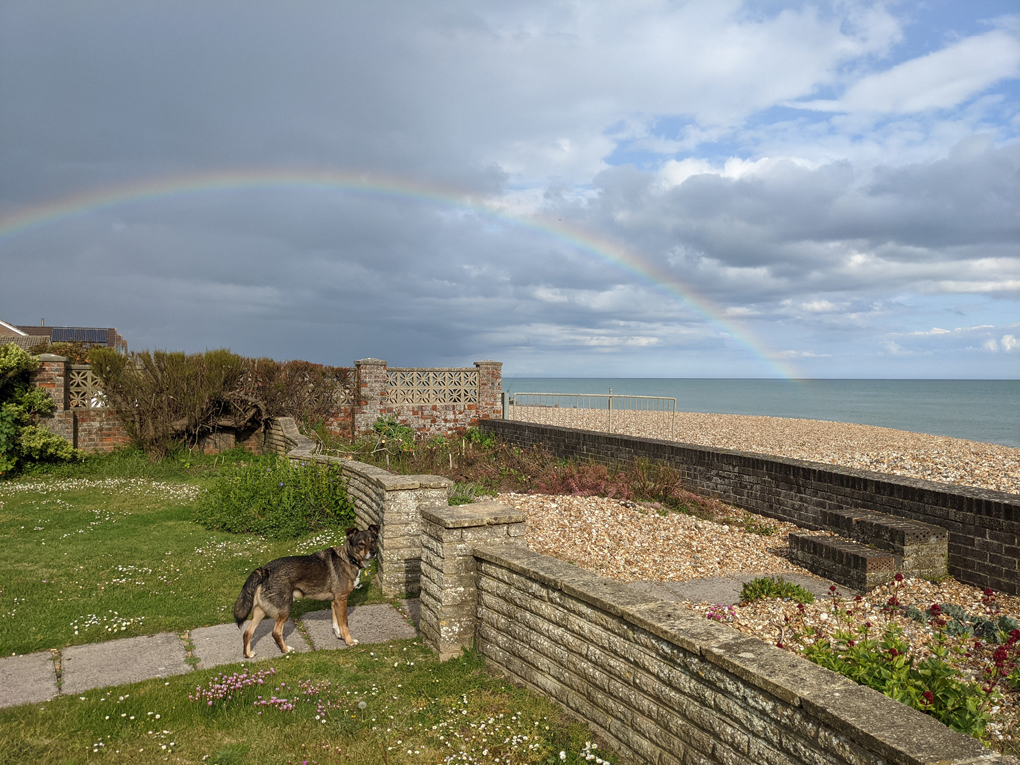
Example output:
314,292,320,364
511,407,1020,495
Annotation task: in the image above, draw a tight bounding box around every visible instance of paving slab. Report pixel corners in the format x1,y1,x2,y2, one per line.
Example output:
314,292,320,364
61,632,191,695
631,571,860,607
191,618,311,669
299,604,417,650
0,651,58,708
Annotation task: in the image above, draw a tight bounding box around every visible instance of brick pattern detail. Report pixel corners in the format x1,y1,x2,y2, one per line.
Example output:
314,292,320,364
419,503,526,660
480,420,1020,597
467,545,1013,765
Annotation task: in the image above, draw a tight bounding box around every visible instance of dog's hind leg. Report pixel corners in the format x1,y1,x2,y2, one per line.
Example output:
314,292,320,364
242,605,265,659
332,597,357,646
271,612,293,654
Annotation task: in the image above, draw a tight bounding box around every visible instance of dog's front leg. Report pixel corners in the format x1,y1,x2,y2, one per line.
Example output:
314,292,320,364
332,597,357,645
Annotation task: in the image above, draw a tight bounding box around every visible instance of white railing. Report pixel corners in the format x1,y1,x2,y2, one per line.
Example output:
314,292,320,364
510,390,676,438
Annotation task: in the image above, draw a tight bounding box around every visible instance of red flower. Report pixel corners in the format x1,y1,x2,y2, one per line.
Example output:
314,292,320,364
921,691,934,706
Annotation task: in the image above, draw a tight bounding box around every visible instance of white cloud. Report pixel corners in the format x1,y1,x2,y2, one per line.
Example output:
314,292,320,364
1003,334,1019,352
984,338,1000,352
797,29,1020,114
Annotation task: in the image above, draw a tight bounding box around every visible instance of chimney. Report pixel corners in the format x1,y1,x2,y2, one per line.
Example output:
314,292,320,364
41,319,45,326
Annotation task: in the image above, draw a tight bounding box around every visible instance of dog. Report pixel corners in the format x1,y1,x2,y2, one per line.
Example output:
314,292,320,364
233,524,380,658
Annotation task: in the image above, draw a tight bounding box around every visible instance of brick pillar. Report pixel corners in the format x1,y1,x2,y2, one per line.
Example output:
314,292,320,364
29,354,75,446
30,354,70,412
353,358,388,435
474,360,502,421
420,502,525,660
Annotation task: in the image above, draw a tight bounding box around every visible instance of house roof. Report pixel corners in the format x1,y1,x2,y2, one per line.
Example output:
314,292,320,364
0,319,28,336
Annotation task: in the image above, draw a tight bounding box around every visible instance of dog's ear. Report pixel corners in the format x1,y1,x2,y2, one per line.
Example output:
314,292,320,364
368,524,380,537
346,526,358,539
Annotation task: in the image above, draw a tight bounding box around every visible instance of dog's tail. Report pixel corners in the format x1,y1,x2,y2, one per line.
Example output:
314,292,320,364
234,567,266,630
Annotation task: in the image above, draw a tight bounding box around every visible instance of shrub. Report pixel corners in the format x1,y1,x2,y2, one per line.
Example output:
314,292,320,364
0,344,83,476
802,622,994,739
28,340,93,364
532,461,634,500
740,576,815,605
89,348,354,459
197,455,354,539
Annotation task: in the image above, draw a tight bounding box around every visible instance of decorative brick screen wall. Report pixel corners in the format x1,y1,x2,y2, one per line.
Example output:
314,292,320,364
30,355,131,453
29,356,503,454
480,419,1020,598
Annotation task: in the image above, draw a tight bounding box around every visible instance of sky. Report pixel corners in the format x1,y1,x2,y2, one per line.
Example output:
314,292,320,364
1,1,1018,379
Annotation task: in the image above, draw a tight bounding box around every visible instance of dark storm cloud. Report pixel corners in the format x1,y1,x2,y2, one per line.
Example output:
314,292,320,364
1,1,1017,377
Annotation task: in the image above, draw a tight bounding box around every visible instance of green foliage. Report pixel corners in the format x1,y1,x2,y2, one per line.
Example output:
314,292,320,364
372,415,416,445
28,340,93,363
448,481,496,506
740,576,815,605
465,427,498,449
197,455,354,539
802,622,994,739
89,347,354,460
0,344,82,476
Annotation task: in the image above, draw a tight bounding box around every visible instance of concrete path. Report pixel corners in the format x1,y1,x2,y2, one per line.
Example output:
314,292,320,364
0,600,420,710
0,573,846,711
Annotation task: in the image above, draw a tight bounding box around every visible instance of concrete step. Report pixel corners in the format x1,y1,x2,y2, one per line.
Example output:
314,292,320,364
816,507,948,581
788,533,898,592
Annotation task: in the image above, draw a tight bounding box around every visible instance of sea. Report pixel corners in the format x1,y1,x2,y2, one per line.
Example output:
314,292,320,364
501,378,1020,449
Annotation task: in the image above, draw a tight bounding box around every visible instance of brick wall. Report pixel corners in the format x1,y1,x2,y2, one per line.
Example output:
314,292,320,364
480,420,1020,597
28,356,503,455
30,355,130,453
469,545,1015,765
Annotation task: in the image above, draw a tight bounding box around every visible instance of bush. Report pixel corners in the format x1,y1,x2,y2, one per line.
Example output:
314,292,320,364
0,344,83,476
89,348,354,460
197,455,354,539
802,622,993,739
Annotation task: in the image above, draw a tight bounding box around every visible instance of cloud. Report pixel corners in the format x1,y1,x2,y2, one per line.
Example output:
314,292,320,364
796,28,1020,114
1003,335,1019,352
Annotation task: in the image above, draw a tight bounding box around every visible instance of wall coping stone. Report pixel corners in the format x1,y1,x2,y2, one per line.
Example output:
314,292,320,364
37,354,67,361
422,503,525,529
473,543,1004,765
355,358,387,366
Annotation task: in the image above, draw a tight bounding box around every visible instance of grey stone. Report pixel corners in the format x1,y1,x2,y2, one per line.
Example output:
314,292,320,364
61,633,191,694
298,604,416,650
190,619,309,668
0,651,57,708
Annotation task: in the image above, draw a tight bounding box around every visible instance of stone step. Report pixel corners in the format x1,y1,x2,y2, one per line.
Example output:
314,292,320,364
816,507,948,581
788,533,898,592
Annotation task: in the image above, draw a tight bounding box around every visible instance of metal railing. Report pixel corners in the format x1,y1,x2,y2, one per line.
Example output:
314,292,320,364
510,390,676,438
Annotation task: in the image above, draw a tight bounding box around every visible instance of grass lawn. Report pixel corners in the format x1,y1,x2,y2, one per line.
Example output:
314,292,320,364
0,449,616,765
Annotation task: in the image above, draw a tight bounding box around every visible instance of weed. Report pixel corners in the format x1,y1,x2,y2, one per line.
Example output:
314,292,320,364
740,577,815,605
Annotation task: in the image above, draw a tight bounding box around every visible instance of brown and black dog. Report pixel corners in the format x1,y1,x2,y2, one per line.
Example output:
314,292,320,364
233,524,380,658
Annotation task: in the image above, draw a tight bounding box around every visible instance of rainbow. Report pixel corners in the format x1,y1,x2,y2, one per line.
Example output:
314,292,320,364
0,169,801,378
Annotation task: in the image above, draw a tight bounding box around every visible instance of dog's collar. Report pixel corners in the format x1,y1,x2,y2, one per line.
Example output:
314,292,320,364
346,548,365,569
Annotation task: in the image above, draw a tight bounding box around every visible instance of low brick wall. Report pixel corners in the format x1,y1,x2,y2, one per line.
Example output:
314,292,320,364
480,420,1020,597
466,544,1015,765
265,417,452,596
